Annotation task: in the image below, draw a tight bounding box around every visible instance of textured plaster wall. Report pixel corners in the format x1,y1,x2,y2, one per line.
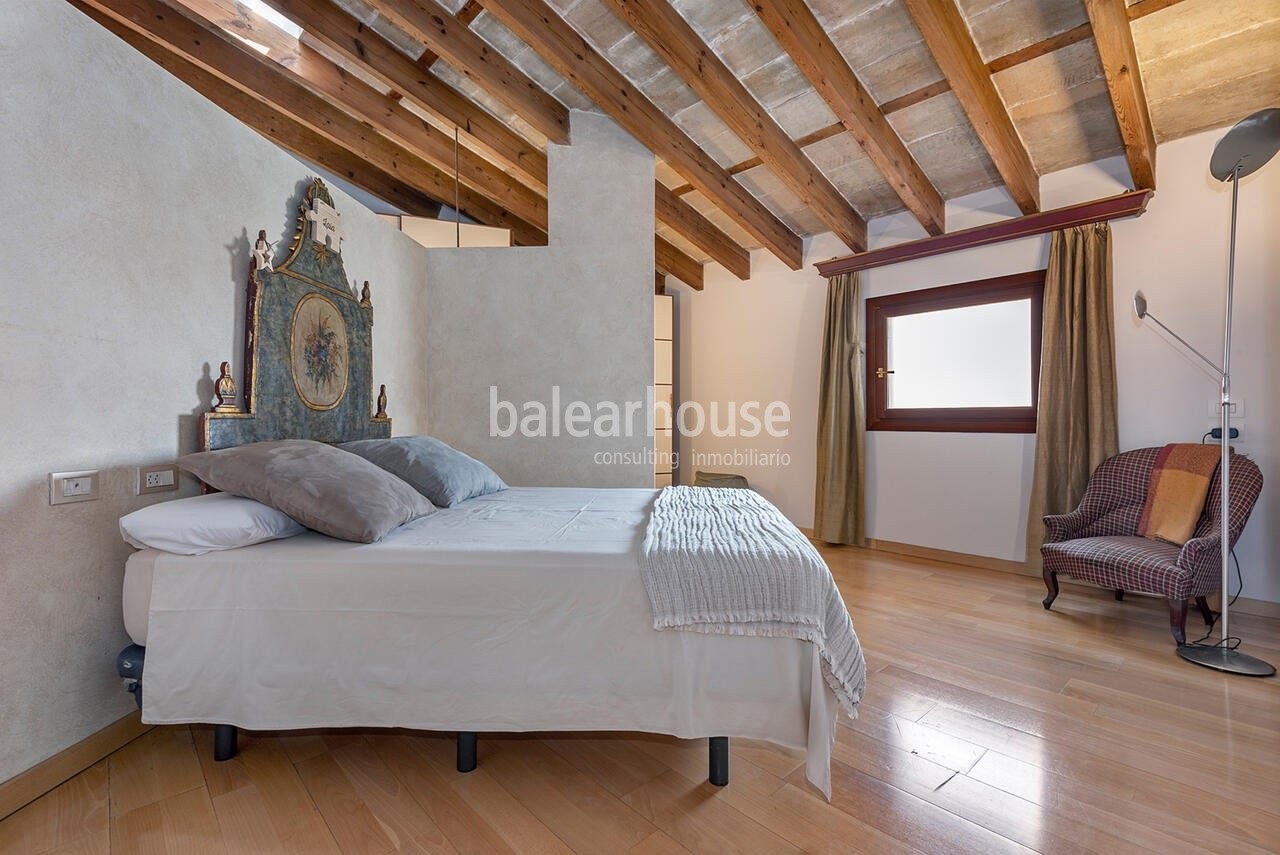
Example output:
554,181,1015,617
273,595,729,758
424,111,656,487
0,0,431,784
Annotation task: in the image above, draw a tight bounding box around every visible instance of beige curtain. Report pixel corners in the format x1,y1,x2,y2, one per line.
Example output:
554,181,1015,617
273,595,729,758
1026,224,1120,563
814,272,866,546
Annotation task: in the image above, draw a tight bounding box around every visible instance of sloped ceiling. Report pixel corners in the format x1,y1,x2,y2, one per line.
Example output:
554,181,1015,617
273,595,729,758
81,0,1280,275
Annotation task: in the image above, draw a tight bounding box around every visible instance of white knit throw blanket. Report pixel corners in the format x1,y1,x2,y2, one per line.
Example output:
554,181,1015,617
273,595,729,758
640,486,866,716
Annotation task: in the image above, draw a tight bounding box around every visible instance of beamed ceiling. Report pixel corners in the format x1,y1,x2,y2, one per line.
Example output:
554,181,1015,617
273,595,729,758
73,0,1280,287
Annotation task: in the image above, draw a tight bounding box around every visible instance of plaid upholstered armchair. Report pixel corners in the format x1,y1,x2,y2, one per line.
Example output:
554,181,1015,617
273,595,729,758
1040,447,1263,645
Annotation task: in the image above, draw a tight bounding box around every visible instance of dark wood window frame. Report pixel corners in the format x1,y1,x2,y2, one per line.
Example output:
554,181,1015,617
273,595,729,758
866,270,1044,433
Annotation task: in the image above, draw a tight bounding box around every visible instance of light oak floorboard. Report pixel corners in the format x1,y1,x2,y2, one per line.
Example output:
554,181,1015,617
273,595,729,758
110,787,225,854
0,761,108,854
2,547,1277,853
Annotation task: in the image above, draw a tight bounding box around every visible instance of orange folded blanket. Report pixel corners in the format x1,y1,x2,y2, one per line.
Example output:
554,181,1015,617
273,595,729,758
1138,443,1221,545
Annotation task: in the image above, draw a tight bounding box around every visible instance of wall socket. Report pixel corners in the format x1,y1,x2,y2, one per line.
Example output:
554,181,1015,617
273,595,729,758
49,470,100,506
138,464,179,495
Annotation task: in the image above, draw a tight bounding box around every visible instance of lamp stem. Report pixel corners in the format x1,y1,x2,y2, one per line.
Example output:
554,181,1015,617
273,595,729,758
1218,164,1241,645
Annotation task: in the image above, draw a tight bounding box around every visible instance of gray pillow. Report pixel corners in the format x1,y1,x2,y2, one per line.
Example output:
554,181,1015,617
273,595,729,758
340,436,507,508
178,440,435,543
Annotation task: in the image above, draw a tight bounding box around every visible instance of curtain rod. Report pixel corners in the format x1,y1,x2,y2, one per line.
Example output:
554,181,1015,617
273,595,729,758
815,189,1153,277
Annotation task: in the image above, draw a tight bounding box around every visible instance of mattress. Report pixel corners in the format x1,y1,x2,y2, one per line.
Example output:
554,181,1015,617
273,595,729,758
128,487,839,793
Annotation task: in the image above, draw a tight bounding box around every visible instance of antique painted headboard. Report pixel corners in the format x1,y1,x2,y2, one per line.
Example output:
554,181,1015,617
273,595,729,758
201,179,392,450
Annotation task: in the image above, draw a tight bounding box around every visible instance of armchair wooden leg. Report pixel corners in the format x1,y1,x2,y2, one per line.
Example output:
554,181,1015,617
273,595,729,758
1195,596,1217,628
1114,589,1125,601
1042,568,1059,610
1167,598,1188,646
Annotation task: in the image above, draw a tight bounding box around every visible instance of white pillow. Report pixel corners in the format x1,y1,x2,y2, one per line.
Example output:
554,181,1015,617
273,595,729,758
119,492,305,555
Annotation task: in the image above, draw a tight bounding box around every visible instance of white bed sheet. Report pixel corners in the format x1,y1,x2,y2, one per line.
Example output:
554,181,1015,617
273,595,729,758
133,487,839,794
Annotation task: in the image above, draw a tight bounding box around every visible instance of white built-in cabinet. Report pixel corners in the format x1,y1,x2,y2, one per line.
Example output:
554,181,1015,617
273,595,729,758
654,294,675,487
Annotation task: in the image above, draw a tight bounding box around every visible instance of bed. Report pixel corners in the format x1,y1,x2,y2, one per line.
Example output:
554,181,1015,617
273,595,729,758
117,180,863,797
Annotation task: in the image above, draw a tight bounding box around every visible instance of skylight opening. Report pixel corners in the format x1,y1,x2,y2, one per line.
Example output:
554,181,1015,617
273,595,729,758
240,0,302,39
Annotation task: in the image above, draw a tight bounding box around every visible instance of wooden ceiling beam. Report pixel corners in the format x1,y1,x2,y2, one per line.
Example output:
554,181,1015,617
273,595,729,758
475,0,804,270
180,0,546,226
655,185,750,280
363,0,570,145
76,0,707,286
259,0,548,189
604,0,866,251
416,0,483,68
902,0,1040,214
75,5,447,218
404,0,746,279
181,0,300,62
179,0,748,280
750,0,944,237
1127,0,1193,20
286,46,549,225
656,237,705,290
668,22,1096,199
79,0,548,244
1084,0,1157,190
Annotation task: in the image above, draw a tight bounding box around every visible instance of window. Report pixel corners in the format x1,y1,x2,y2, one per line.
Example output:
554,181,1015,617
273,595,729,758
865,270,1044,432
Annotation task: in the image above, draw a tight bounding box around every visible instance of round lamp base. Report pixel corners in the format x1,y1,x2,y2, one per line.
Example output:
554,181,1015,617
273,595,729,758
1177,644,1276,677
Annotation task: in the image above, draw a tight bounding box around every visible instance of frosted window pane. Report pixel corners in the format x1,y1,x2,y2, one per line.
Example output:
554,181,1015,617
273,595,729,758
886,299,1033,408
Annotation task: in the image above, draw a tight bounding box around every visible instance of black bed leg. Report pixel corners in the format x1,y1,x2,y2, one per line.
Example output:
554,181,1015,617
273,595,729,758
708,736,729,786
457,731,477,773
213,724,238,761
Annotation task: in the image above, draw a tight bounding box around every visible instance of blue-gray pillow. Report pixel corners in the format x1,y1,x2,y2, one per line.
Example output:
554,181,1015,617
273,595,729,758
340,437,507,508
177,440,436,543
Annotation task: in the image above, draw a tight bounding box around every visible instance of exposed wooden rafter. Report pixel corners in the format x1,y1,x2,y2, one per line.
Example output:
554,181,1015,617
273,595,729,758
74,4,446,218
416,0,483,69
258,0,746,282
667,21,1100,200
260,0,549,188
361,0,750,279
363,0,569,145
656,237,704,290
902,0,1041,214
475,0,805,270
816,190,1151,276
750,0,945,237
175,0,547,228
1084,0,1157,190
1126,0,1193,19
603,0,867,252
87,0,712,285
78,0,552,244
654,186,750,281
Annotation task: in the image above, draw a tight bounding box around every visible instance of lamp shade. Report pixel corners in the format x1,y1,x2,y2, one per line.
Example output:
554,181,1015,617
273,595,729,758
1209,107,1280,181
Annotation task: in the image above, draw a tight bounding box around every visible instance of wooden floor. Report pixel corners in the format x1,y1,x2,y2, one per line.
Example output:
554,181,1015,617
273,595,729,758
3,547,1279,854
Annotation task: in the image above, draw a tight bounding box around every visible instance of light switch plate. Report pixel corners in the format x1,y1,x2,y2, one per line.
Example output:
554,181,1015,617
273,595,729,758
1208,398,1245,418
50,470,100,505
138,464,179,495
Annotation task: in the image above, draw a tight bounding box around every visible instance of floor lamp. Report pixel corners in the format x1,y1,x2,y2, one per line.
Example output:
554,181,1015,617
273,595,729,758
1134,107,1279,676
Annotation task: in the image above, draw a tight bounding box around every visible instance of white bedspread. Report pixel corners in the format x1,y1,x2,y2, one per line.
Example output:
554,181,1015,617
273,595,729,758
136,487,840,794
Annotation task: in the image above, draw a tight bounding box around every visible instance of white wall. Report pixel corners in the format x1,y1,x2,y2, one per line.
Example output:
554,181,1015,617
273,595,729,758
673,235,838,516
424,111,656,488
0,0,432,784
674,128,1279,603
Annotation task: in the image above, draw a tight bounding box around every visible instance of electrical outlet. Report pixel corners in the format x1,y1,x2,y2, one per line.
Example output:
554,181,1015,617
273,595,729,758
1209,427,1240,440
138,464,179,495
49,470,100,505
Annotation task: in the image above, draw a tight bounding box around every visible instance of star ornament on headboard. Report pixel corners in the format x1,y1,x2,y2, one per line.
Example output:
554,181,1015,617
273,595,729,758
306,197,345,254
